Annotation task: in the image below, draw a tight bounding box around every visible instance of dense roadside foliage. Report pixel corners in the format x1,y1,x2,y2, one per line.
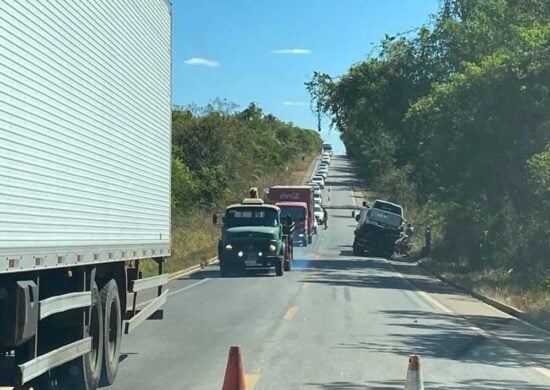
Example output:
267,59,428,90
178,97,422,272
171,100,321,216
308,0,550,285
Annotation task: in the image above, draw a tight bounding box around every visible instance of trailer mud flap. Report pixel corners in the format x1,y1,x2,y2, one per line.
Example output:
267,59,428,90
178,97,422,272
0,281,39,347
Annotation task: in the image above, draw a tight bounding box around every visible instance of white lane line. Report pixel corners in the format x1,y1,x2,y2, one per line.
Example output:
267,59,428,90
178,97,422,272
394,268,550,379
168,278,210,297
417,290,454,315
515,313,550,338
135,278,211,309
169,257,218,281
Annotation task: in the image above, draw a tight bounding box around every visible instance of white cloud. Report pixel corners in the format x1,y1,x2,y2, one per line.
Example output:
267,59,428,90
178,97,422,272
272,48,311,55
283,101,309,106
184,57,220,67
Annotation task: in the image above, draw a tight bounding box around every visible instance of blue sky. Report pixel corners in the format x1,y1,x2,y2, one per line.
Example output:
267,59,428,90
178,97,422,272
172,0,440,154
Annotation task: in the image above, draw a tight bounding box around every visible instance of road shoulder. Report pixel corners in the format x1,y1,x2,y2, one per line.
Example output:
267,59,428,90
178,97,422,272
389,260,550,374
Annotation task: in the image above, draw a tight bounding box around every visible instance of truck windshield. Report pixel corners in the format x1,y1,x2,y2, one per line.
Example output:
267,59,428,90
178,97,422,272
372,201,402,216
279,205,306,221
224,207,279,227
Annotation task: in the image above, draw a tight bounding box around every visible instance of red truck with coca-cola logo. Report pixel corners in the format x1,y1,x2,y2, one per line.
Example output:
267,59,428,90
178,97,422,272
267,186,315,246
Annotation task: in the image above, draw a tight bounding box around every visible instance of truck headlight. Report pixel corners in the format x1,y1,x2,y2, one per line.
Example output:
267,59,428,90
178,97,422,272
225,244,233,251
298,234,304,237
268,244,277,252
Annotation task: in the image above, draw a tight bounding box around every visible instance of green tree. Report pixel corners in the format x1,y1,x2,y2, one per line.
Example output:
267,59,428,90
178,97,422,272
171,101,321,214
308,0,550,275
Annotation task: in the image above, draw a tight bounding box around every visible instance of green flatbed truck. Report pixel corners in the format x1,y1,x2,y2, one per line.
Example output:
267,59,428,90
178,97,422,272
215,191,294,277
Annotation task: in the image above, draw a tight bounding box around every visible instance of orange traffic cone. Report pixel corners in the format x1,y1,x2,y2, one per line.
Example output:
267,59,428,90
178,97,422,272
222,346,246,390
404,355,424,390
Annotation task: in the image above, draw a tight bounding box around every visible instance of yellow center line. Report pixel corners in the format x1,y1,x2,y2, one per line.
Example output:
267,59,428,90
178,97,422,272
284,307,298,320
534,366,550,379
525,363,550,381
245,373,260,389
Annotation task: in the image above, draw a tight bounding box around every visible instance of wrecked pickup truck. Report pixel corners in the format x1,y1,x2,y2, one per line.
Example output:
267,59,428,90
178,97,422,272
352,200,404,258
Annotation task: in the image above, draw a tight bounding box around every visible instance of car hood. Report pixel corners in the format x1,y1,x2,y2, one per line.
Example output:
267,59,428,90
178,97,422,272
225,226,280,240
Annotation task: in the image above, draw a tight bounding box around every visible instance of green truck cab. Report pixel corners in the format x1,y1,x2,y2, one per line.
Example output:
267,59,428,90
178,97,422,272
215,194,294,277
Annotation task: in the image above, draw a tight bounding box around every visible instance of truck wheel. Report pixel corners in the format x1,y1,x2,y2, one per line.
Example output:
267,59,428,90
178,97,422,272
219,262,230,277
100,280,122,386
352,240,361,256
283,255,292,271
236,264,246,276
57,281,104,390
275,260,284,276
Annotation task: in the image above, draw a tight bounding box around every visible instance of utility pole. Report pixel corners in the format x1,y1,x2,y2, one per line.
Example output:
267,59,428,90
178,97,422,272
317,101,322,133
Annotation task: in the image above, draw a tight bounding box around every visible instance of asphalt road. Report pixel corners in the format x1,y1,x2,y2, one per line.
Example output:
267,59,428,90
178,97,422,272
109,156,550,390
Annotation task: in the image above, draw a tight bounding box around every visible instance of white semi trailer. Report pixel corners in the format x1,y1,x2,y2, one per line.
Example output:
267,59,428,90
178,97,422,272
0,1,172,389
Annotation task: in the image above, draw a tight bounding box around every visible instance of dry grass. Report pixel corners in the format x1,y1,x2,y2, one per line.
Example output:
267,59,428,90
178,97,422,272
139,216,219,277
270,154,317,186
359,189,377,204
140,153,317,277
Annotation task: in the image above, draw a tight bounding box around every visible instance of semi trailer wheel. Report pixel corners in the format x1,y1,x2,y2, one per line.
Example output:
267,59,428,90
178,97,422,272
100,280,122,386
57,281,104,390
